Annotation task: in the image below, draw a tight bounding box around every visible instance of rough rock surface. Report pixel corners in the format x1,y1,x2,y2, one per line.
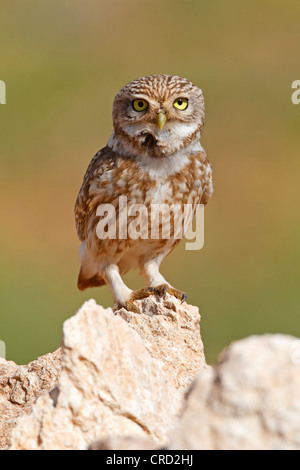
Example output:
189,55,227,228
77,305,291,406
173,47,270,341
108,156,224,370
89,436,159,451
9,296,205,450
0,349,62,450
169,335,300,450
117,295,206,392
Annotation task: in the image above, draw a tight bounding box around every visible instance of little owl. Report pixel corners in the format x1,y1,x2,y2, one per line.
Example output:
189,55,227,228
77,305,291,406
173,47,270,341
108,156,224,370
75,74,213,312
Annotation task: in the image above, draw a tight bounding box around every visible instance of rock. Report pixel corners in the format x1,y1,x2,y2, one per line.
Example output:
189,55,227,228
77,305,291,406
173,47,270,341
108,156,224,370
0,349,62,450
10,297,206,450
169,335,300,450
117,295,206,392
3,300,300,451
89,436,159,450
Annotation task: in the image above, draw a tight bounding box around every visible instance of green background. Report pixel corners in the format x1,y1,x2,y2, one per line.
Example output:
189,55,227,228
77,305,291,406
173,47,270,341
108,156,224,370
0,0,299,364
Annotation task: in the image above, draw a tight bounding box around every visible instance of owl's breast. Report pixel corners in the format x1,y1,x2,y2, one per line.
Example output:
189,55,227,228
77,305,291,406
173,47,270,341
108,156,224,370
140,155,209,208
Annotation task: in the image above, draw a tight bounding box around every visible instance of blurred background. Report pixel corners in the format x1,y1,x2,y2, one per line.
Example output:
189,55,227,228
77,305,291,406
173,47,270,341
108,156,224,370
0,0,299,364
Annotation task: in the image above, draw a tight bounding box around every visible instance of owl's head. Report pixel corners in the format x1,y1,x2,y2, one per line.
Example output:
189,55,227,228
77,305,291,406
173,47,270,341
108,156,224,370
111,75,205,159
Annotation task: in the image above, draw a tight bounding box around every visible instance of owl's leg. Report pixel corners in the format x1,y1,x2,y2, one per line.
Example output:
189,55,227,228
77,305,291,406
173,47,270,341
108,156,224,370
102,264,145,313
102,264,132,306
141,259,187,303
141,259,168,287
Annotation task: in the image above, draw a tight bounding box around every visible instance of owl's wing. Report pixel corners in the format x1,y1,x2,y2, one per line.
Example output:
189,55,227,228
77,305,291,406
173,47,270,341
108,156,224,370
200,156,213,206
75,146,117,242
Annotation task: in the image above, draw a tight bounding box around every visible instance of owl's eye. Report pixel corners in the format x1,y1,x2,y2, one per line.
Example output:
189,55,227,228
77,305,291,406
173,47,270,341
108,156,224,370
132,99,149,112
173,98,189,110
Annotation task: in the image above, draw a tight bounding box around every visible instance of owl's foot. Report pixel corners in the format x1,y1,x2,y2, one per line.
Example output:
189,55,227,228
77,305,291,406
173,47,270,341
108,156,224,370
130,287,159,301
113,287,159,314
155,284,187,303
114,299,140,314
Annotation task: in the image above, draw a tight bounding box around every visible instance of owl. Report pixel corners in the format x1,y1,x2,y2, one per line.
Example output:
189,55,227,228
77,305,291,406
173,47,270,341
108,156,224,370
75,75,213,312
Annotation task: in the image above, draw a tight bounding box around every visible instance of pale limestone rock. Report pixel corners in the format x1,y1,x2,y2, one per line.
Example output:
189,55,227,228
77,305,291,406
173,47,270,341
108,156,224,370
169,335,300,450
0,349,62,450
117,295,206,392
89,436,159,450
10,297,205,450
4,300,300,451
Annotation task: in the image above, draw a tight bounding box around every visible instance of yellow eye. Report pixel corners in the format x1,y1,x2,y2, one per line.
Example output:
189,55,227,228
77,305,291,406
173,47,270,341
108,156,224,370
132,99,149,112
173,98,189,110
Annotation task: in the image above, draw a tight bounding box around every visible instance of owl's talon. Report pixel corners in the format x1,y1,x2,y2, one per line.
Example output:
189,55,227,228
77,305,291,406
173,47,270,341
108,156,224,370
155,284,187,303
113,287,159,314
114,300,141,314
180,292,188,304
155,284,168,299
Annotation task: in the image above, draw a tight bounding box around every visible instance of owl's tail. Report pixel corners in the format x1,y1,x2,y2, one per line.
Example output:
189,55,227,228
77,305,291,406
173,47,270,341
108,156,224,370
77,241,105,290
77,269,105,291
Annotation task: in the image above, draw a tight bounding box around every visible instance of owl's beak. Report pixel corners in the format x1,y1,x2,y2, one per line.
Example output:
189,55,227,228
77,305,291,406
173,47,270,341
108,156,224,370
156,112,167,130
